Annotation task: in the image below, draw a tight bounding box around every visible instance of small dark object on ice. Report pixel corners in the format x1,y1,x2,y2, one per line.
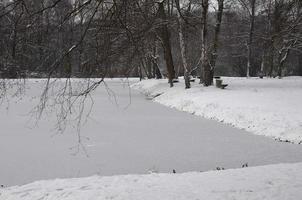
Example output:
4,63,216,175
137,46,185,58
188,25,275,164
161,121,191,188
216,167,225,170
189,78,195,82
1,185,4,188
173,169,176,173
242,163,248,168
214,76,221,79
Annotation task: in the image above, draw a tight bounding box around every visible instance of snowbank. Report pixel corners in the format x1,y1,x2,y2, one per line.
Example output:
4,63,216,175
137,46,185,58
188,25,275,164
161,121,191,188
132,77,302,143
1,162,302,200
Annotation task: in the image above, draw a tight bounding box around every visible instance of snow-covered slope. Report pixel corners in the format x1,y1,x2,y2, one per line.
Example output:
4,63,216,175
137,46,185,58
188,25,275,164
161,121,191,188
1,162,302,200
132,77,302,143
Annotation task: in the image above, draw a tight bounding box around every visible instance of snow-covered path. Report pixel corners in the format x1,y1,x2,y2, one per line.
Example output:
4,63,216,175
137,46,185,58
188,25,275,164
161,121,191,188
1,79,302,187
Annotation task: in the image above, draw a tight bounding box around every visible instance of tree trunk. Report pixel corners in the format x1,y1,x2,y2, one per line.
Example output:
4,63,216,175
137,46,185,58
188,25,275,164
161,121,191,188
152,41,162,79
139,65,143,81
11,10,23,60
145,55,153,79
200,0,211,86
209,0,224,85
176,0,190,89
277,47,291,78
246,0,256,78
259,52,265,78
157,2,176,87
277,51,283,78
268,39,275,77
12,25,17,60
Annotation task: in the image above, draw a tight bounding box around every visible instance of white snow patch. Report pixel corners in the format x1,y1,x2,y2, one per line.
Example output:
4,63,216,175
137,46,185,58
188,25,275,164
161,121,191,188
1,162,302,200
132,77,302,143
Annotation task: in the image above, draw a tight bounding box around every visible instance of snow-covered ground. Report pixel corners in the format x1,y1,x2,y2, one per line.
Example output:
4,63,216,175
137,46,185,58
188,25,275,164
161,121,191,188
132,77,302,143
2,162,302,200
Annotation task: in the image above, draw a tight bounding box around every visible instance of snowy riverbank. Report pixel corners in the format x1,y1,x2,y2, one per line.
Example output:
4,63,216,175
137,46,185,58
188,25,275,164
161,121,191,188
132,77,302,143
2,162,302,200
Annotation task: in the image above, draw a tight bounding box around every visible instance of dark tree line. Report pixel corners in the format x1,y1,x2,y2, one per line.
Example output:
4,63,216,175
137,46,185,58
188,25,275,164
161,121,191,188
0,0,301,87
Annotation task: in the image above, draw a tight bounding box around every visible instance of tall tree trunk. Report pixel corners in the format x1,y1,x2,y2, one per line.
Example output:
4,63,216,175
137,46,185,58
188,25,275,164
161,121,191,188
157,2,176,87
297,1,302,76
246,0,256,77
277,45,293,78
145,55,153,79
209,0,224,85
259,52,265,78
11,9,23,60
267,2,274,77
12,24,17,60
176,0,190,89
200,0,211,86
139,65,143,81
268,39,275,77
277,50,286,78
152,40,162,79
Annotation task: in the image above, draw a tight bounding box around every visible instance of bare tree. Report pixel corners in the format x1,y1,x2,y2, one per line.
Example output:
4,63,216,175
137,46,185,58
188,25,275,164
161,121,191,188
238,0,256,78
209,0,225,81
200,0,211,85
175,0,191,89
156,1,176,87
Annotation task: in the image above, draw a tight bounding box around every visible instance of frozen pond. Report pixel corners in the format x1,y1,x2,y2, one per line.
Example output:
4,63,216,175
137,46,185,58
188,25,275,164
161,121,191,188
1,79,302,186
